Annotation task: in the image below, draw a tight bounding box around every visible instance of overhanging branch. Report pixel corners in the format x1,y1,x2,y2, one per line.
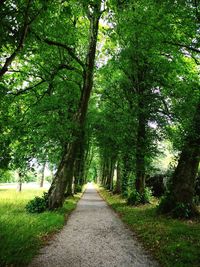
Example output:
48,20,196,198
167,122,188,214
8,80,46,96
34,33,85,70
164,41,200,54
0,0,32,78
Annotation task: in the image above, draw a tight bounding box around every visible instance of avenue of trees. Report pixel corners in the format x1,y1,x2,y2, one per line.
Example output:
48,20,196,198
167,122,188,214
0,0,200,218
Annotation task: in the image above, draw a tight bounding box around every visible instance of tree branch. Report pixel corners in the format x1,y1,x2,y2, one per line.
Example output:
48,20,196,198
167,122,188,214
8,80,46,96
0,0,32,79
164,41,200,54
34,33,85,70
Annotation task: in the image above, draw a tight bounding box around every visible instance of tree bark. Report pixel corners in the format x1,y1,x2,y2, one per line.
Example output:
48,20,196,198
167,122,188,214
101,160,106,186
114,160,122,194
48,143,76,209
121,155,130,195
17,172,23,192
105,157,115,191
172,102,200,203
47,2,102,209
40,162,46,188
162,100,200,216
74,129,86,193
135,93,146,197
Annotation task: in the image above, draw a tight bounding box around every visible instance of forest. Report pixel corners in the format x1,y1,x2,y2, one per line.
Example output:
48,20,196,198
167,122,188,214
0,0,200,266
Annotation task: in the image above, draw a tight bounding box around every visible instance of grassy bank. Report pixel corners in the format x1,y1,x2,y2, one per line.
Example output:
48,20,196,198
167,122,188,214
98,186,200,267
0,188,81,266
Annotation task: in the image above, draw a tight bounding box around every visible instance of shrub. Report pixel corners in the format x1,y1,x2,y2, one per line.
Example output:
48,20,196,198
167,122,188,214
141,187,152,204
157,193,199,218
122,190,129,198
127,187,152,205
127,189,141,205
26,192,48,213
75,184,82,193
172,203,193,218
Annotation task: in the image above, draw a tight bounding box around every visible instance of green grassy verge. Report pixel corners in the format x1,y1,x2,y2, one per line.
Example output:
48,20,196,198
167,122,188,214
0,188,81,266
98,186,200,267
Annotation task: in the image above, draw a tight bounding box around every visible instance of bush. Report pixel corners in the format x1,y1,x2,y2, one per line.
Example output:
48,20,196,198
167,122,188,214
141,187,152,204
157,194,199,218
127,189,141,205
172,203,194,218
122,190,129,198
26,192,48,213
75,184,82,193
127,187,152,205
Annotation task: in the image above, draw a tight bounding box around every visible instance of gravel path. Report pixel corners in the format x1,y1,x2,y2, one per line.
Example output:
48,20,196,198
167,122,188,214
29,184,159,267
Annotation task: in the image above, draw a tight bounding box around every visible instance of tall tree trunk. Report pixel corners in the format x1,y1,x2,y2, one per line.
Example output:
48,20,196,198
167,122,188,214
121,155,130,195
93,166,98,183
17,172,23,192
65,173,74,196
74,131,85,193
110,160,115,191
114,160,122,194
40,162,46,188
101,160,106,186
106,157,115,191
101,156,109,187
48,143,76,208
104,159,109,187
135,94,146,198
47,2,102,209
161,100,200,217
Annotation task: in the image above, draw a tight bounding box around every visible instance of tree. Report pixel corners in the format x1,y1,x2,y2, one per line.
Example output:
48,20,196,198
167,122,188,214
47,0,103,209
159,96,200,217
1,0,199,218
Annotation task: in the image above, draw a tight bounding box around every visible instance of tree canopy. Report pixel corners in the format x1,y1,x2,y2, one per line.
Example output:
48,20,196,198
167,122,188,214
0,0,200,218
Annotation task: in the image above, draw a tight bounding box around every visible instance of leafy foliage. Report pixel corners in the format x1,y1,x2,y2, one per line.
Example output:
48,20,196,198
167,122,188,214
158,194,199,219
0,0,199,215
99,186,200,267
26,192,48,213
127,189,141,205
127,187,152,205
75,184,83,193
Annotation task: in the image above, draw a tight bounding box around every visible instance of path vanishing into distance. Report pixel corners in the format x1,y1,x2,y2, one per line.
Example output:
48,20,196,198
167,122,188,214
30,184,159,267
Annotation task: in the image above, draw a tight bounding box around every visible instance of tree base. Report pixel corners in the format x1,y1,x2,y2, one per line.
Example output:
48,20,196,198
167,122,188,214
158,194,200,219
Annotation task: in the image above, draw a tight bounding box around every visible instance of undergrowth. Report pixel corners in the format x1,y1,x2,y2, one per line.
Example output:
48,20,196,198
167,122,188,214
98,186,200,267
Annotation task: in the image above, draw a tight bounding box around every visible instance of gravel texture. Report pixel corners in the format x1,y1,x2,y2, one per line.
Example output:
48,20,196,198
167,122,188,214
29,184,160,267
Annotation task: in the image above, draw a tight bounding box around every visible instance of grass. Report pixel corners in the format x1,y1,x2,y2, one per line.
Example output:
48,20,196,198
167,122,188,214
98,186,200,267
0,188,81,266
